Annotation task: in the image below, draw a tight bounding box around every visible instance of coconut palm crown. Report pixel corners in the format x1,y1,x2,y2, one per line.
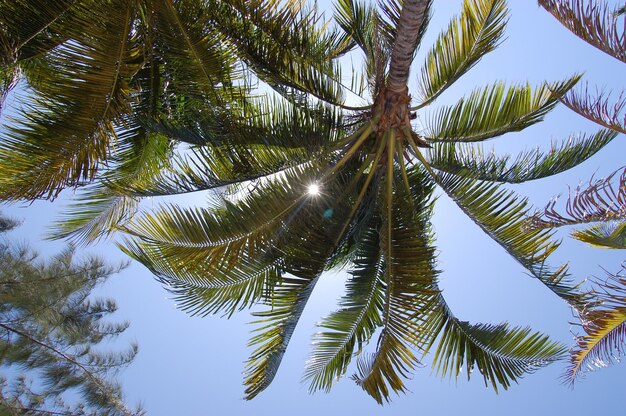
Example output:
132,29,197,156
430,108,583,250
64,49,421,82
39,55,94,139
1,0,620,404
114,0,620,402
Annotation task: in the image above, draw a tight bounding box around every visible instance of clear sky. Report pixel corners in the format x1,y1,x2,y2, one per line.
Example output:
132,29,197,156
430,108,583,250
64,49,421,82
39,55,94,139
2,1,625,415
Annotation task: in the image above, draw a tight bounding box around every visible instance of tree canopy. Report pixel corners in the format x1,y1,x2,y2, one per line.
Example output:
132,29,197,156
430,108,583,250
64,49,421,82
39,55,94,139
0,214,141,415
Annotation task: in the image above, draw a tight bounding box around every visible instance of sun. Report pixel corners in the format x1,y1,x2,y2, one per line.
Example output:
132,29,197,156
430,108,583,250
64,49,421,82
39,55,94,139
307,183,320,196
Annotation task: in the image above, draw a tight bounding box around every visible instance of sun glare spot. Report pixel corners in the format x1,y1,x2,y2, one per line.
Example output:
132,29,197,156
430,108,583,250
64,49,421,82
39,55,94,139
307,183,320,196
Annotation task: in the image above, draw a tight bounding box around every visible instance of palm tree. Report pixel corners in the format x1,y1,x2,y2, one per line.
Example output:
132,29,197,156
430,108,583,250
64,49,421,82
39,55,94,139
108,0,620,402
531,0,626,383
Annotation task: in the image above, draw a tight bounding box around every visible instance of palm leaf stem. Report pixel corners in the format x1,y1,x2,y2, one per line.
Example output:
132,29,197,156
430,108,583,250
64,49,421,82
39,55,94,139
326,123,374,177
333,140,387,246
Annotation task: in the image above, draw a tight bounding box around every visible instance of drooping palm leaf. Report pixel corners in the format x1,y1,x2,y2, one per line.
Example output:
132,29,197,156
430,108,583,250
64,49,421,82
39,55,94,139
430,169,588,308
304,212,385,393
120,236,282,318
415,0,508,108
424,78,580,142
539,0,626,63
421,297,565,392
566,263,626,383
352,165,439,404
244,163,375,399
50,131,172,244
428,129,617,183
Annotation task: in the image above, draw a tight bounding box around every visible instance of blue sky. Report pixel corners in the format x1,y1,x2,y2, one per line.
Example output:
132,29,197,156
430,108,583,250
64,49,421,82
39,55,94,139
2,1,625,414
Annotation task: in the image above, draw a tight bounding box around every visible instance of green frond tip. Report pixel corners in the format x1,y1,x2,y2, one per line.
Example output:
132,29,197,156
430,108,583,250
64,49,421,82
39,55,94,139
415,0,508,108
425,301,565,392
304,225,384,393
435,172,588,308
572,221,626,249
566,263,626,384
244,275,320,400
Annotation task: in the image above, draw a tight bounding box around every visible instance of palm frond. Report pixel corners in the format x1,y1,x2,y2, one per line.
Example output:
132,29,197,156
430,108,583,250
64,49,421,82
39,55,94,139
424,78,580,142
415,0,508,108
566,263,626,383
422,298,565,392
434,171,588,308
126,98,341,197
428,129,617,183
244,165,370,399
352,166,439,404
529,167,626,230
572,221,626,249
209,0,348,105
50,131,172,244
244,274,319,400
50,189,138,246
539,0,626,63
0,0,74,64
119,237,281,318
559,84,626,134
0,0,141,200
304,220,385,393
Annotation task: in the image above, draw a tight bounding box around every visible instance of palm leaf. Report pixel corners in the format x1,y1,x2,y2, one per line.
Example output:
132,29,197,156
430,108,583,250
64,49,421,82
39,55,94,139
127,98,342,197
50,131,172,244
559,84,626,134
566,263,626,383
572,221,626,249
149,0,243,114
245,165,370,399
539,0,626,63
209,0,348,105
304,219,385,393
244,274,320,400
0,0,141,200
529,167,626,230
424,78,580,142
428,129,617,183
120,236,282,318
415,0,508,108
433,171,588,308
352,165,439,404
423,299,565,392
0,0,74,64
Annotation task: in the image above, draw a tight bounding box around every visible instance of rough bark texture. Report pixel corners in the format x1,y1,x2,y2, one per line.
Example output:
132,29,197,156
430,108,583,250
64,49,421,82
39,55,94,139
387,0,430,92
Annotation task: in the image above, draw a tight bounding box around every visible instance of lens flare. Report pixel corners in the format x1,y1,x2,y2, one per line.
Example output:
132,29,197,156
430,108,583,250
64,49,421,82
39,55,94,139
307,183,320,196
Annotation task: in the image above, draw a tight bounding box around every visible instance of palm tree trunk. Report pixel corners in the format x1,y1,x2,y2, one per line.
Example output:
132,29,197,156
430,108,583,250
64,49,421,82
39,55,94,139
387,0,431,92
